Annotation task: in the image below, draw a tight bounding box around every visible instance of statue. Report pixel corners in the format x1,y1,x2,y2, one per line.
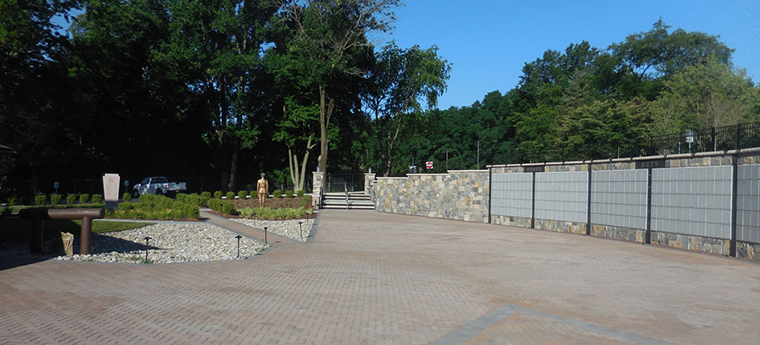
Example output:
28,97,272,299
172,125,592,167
257,173,269,208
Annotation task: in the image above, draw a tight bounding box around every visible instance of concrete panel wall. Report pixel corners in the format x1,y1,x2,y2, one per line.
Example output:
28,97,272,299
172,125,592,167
651,166,733,239
490,173,532,219
534,171,588,223
737,164,760,243
590,169,648,230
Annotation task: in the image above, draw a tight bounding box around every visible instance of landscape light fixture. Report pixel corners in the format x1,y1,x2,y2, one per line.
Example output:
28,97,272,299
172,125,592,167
144,236,152,262
235,235,243,258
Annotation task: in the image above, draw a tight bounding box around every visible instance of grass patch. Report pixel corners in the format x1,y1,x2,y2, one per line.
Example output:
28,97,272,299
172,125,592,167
0,218,153,244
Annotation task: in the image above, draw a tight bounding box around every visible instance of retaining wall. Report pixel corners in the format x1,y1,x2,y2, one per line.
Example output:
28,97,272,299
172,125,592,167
373,170,489,223
368,148,760,262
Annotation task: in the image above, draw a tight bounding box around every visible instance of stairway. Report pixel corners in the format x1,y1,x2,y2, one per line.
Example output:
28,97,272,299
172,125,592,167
321,192,375,210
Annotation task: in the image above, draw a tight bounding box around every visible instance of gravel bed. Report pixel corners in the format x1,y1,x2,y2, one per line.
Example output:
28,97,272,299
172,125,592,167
231,218,314,242
1,223,269,264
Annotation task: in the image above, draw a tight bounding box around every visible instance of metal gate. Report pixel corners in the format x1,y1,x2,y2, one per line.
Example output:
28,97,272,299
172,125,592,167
326,173,365,193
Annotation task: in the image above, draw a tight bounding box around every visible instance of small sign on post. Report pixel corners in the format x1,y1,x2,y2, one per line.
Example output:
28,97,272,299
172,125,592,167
426,161,433,170
54,182,59,194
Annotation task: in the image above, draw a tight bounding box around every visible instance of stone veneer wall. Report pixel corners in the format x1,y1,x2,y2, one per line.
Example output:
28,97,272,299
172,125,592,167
374,170,489,222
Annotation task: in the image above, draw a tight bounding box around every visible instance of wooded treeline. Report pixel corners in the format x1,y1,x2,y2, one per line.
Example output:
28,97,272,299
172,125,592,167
2,0,758,197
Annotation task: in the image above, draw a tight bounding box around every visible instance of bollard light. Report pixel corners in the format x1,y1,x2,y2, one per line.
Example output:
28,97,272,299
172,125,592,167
235,235,242,258
144,236,152,263
264,227,268,245
299,221,303,241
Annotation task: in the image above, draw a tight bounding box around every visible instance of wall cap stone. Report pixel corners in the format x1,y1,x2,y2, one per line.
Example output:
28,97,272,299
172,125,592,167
446,170,489,173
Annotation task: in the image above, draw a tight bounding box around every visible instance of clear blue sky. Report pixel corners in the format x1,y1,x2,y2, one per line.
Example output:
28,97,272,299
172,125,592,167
378,0,760,110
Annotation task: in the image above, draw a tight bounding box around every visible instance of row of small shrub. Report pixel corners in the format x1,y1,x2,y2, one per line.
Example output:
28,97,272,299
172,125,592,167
237,207,312,220
16,193,104,206
107,194,199,220
210,190,306,199
207,198,237,215
175,192,212,208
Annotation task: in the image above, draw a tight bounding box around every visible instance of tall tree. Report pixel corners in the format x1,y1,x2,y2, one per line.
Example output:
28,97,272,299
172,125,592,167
650,59,759,141
366,41,451,176
277,0,400,174
152,0,277,191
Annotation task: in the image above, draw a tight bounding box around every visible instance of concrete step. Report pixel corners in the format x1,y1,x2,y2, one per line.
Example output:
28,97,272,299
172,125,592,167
321,204,375,210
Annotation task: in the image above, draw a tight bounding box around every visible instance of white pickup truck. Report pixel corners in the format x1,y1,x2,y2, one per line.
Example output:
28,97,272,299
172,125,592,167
132,176,186,197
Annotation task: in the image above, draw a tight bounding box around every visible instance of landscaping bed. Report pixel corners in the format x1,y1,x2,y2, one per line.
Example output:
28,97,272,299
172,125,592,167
229,195,311,209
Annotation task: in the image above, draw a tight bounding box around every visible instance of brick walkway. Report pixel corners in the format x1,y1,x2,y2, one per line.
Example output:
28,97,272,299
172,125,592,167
2,210,760,344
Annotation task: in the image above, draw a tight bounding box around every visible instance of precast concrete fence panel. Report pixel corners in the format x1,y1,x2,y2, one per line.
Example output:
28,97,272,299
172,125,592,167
534,171,588,224
490,172,532,219
651,166,733,239
737,164,760,243
590,169,648,230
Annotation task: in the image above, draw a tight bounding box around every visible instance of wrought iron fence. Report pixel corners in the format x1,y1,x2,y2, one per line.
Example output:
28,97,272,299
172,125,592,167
647,122,760,155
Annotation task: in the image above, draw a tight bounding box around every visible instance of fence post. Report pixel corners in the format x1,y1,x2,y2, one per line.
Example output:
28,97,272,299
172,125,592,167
711,127,716,151
586,163,592,236
531,171,536,229
737,123,742,150
645,167,653,244
730,152,738,257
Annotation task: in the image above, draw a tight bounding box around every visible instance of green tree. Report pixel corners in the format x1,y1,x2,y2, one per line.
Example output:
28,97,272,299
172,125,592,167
277,0,400,174
650,59,759,144
366,42,451,176
152,0,277,191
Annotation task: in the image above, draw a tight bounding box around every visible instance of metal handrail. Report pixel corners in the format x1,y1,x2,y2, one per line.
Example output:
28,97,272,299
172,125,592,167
344,181,349,210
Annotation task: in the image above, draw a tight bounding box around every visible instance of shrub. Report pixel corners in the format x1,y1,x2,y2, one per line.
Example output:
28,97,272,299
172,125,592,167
123,192,132,202
273,190,282,198
214,191,222,199
207,198,237,215
296,190,305,197
50,194,61,205
7,196,16,206
175,193,188,203
251,190,258,199
35,194,47,206
238,190,248,199
285,190,294,198
79,194,90,204
225,191,235,200
299,195,311,209
66,194,76,205
221,202,237,215
92,194,103,204
238,207,312,220
200,191,211,206
109,194,200,220
186,193,200,207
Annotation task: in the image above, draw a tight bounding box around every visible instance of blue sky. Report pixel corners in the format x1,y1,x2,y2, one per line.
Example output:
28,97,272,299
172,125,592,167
379,0,760,110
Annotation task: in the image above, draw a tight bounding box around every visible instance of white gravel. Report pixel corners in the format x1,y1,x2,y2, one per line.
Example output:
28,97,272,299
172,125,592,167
231,218,314,242
1,222,270,264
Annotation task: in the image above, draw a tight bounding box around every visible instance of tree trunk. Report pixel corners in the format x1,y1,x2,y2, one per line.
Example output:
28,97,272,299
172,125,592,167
228,144,239,192
318,85,334,173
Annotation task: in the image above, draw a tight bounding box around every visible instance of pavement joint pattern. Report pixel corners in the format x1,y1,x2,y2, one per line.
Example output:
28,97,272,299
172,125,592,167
2,210,760,344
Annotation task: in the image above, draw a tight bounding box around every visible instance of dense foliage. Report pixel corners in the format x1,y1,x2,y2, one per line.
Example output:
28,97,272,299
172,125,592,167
1,0,758,202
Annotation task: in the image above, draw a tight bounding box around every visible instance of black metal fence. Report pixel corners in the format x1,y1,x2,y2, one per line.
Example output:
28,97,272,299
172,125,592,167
647,122,760,155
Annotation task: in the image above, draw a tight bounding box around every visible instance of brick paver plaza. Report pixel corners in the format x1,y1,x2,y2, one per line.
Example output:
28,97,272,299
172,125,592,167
2,210,760,344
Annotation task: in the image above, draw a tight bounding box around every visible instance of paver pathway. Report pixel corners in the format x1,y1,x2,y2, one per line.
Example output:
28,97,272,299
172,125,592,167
2,210,760,344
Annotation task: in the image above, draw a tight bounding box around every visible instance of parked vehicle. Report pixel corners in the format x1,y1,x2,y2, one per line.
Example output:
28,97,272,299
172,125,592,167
132,176,186,197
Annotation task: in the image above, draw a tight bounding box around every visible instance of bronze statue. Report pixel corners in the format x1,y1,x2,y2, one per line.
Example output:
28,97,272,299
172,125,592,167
257,173,269,208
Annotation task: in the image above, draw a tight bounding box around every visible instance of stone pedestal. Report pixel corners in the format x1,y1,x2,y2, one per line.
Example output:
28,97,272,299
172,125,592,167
312,171,325,207
364,173,376,194
102,173,120,209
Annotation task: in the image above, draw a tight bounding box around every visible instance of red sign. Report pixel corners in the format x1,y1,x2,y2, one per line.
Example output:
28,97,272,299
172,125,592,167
426,161,433,169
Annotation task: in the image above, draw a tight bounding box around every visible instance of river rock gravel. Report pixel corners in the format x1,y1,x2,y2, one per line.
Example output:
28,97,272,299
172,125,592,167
1,223,270,264
231,218,315,242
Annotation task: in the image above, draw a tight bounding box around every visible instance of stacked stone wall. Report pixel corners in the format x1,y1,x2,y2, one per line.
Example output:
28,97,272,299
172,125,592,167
374,170,489,223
